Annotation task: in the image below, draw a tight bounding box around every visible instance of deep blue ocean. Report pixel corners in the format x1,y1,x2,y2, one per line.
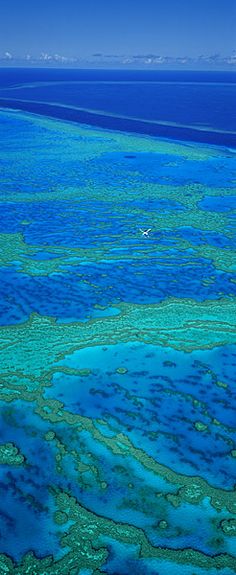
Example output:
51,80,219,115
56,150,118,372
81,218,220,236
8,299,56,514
0,68,236,145
0,69,236,575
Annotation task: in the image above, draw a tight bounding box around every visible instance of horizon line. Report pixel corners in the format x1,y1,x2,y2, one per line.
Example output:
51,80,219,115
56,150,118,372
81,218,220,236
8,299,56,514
0,64,236,73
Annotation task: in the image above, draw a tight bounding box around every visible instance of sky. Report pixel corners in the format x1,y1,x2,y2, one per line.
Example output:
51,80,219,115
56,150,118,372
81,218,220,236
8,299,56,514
0,0,235,64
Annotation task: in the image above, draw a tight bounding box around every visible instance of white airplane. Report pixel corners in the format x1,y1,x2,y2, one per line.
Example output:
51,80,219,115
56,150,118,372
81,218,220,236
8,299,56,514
140,228,151,237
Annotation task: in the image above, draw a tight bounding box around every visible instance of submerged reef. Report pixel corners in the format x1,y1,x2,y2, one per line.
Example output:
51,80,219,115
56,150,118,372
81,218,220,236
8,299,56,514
0,109,236,574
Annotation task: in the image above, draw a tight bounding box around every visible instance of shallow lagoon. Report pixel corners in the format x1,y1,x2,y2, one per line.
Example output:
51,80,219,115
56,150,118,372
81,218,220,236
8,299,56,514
0,103,236,574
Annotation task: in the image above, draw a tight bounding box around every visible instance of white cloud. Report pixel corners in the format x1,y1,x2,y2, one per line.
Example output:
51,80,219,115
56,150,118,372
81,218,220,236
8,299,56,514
53,54,76,63
40,52,53,61
39,52,77,63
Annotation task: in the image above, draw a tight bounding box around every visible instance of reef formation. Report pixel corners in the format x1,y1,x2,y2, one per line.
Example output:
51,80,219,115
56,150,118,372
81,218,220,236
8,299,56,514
0,109,235,574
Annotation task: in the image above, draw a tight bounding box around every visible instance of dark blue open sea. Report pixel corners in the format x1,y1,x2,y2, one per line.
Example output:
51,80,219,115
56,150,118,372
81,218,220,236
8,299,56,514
0,68,236,575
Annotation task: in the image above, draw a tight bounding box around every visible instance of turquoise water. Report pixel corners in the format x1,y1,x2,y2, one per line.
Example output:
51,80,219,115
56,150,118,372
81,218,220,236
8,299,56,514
0,82,236,575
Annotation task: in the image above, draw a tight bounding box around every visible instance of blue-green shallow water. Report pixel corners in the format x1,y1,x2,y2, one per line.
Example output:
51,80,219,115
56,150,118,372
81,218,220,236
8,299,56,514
48,343,236,488
0,99,236,575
